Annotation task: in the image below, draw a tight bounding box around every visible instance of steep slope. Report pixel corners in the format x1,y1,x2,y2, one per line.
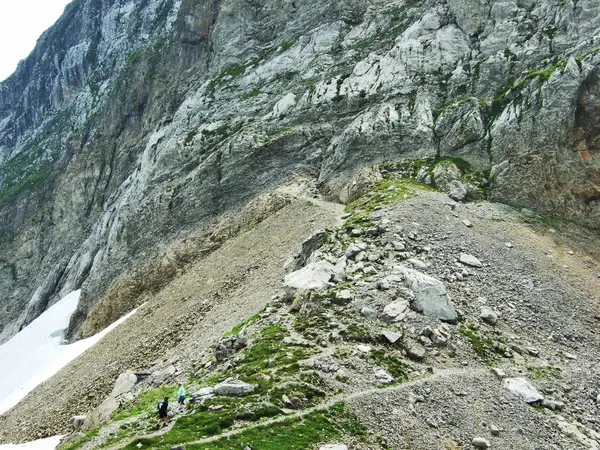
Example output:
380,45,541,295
0,0,599,372
9,167,597,449
0,186,344,442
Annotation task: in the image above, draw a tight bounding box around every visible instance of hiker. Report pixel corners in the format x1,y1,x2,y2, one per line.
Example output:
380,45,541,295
157,396,169,427
177,384,187,408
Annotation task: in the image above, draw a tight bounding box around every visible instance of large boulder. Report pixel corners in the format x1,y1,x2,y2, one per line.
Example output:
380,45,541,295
432,163,463,191
213,381,256,396
284,261,335,293
396,266,458,323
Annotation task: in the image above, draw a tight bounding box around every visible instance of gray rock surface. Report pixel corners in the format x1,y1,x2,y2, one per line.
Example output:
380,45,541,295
460,254,483,268
448,180,469,202
0,0,599,346
284,261,335,292
480,306,498,325
380,299,410,323
213,381,256,397
472,437,491,449
504,378,544,404
397,265,458,323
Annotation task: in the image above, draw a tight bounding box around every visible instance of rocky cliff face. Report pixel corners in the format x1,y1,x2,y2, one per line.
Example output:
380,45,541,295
0,0,599,342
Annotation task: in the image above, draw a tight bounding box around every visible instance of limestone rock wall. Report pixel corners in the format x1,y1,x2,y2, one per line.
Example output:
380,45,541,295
0,0,598,341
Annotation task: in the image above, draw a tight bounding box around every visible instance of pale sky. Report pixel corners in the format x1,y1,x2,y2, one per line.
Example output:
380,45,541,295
0,0,73,82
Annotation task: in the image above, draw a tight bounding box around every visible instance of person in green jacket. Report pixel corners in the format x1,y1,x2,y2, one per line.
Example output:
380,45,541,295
177,384,186,407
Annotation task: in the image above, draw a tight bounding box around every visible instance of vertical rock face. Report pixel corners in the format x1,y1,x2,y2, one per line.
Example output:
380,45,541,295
0,0,599,341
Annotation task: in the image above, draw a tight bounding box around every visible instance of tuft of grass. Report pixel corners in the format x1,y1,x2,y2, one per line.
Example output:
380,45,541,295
344,178,435,231
342,323,373,343
433,156,472,174
112,386,178,421
370,349,409,381
60,428,100,450
527,365,561,381
225,312,261,337
518,210,571,232
241,88,262,100
459,325,510,364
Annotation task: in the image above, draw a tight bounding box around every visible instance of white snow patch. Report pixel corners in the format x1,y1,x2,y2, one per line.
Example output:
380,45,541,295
0,290,140,416
0,436,64,450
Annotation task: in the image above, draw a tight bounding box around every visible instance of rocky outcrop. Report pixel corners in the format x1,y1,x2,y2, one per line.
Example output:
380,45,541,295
0,0,599,342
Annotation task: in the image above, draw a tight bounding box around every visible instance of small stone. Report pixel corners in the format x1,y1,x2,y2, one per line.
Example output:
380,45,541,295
319,445,348,450
491,367,507,379
490,424,500,436
407,258,428,270
192,387,214,398
334,289,354,305
403,340,426,361
374,369,394,384
511,344,525,355
392,241,406,251
363,266,378,275
459,253,483,268
360,307,378,320
430,327,450,346
505,242,513,248
381,330,402,344
462,219,473,227
380,299,410,323
357,344,372,353
171,446,186,450
137,444,143,449
513,352,525,365
480,307,498,325
420,335,433,347
541,399,565,411
527,347,540,357
564,352,578,360
377,279,391,290
472,437,491,448
346,241,368,257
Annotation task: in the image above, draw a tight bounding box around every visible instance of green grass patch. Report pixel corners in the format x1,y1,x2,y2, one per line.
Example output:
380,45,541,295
225,312,261,337
112,386,178,421
344,178,435,231
518,210,571,232
201,125,230,138
341,323,373,343
60,428,100,450
459,325,510,364
121,395,281,449
370,349,409,381
186,403,365,450
433,156,472,174
241,88,262,100
527,365,561,381
220,323,315,394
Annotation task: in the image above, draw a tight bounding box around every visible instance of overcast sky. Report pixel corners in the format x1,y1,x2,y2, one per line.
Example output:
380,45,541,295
0,0,73,82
